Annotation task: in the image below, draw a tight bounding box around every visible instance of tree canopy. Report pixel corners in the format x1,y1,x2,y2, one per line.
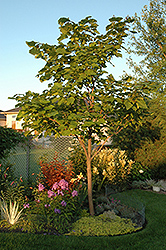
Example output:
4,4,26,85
113,0,166,171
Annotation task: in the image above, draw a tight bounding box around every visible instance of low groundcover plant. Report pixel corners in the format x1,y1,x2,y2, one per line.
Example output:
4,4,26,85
67,211,142,236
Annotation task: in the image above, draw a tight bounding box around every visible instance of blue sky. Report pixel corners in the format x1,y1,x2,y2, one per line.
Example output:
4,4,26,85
0,0,149,111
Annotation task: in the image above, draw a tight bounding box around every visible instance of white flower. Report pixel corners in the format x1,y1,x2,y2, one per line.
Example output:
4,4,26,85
102,169,106,176
139,170,144,174
68,147,74,151
93,167,99,175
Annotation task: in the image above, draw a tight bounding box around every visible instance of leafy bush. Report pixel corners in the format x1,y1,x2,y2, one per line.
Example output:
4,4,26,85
128,162,152,182
134,139,166,178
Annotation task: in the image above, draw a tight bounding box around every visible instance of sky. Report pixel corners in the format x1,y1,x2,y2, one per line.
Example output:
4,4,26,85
0,0,149,111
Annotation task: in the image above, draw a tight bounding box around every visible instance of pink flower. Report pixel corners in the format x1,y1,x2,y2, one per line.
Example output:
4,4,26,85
58,179,69,190
23,203,29,208
10,181,14,186
57,190,64,196
38,183,45,191
52,182,59,190
72,190,78,197
4,173,6,178
47,190,55,198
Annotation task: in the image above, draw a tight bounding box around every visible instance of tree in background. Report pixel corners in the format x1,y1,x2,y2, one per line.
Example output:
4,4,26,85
113,0,166,174
0,126,25,160
11,16,147,215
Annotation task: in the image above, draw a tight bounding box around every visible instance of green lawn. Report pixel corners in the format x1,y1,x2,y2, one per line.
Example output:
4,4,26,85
0,189,166,250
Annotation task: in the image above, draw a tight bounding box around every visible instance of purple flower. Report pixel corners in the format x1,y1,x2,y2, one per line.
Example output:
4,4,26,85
47,190,55,198
61,200,67,207
58,179,69,190
38,183,45,191
45,204,47,207
54,208,61,214
72,190,78,197
23,203,29,208
52,182,59,190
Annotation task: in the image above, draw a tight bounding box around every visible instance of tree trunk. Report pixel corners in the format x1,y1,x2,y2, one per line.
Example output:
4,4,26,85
87,137,95,216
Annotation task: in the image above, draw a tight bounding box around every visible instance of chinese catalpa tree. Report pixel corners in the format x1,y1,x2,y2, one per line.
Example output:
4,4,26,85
12,16,147,215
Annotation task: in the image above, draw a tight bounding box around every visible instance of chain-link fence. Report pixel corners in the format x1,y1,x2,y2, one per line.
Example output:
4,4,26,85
7,136,74,183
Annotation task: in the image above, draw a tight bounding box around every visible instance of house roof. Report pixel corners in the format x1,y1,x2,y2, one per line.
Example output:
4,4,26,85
2,107,21,114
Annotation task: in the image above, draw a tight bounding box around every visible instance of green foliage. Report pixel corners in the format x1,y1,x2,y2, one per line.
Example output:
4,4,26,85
0,190,166,250
134,138,166,178
114,0,166,178
0,162,15,193
70,146,134,192
68,145,87,176
67,213,141,236
94,194,145,227
127,0,166,90
128,162,152,182
0,127,25,160
0,178,27,207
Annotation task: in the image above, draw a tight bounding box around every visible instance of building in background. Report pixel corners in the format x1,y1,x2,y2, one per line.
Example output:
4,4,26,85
0,108,23,131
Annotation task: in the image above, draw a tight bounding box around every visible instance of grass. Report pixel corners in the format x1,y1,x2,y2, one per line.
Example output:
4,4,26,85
0,189,166,250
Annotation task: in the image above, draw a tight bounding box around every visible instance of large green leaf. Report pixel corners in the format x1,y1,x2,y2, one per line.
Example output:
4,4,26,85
136,98,147,109
124,100,133,110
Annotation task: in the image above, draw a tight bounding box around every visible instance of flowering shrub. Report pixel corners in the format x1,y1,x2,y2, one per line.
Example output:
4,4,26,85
27,179,80,234
94,148,134,189
38,153,76,191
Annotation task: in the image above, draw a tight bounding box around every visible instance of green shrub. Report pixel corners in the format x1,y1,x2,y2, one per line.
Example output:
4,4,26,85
134,139,166,179
128,162,152,182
